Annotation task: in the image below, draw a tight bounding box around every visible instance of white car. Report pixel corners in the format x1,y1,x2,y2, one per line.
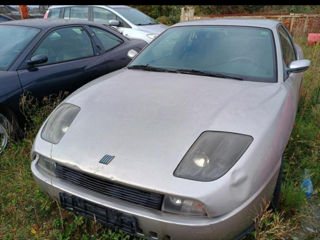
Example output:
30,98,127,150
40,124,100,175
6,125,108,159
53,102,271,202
31,19,310,240
45,5,168,43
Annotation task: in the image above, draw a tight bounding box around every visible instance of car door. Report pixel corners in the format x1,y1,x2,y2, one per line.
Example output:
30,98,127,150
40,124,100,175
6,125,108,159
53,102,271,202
84,25,133,76
277,24,301,148
91,7,131,36
47,8,62,19
64,6,90,21
17,25,99,98
278,25,301,109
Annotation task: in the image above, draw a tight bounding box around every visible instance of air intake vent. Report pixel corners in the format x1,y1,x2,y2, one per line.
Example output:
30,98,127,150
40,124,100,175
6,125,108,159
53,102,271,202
55,164,164,210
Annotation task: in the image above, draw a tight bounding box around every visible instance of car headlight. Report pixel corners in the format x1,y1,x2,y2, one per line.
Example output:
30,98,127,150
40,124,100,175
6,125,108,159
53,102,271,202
36,154,56,176
146,33,158,39
174,131,253,182
162,195,207,216
41,103,80,144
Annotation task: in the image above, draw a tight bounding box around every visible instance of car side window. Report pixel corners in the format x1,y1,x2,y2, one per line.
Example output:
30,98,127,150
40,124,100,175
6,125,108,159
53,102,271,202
278,26,296,67
48,8,61,19
93,7,117,23
69,6,89,20
91,27,123,51
32,27,94,65
63,7,70,19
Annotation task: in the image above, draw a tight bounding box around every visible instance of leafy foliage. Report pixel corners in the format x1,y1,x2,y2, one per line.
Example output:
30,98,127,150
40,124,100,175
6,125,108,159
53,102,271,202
131,5,320,26
130,5,181,25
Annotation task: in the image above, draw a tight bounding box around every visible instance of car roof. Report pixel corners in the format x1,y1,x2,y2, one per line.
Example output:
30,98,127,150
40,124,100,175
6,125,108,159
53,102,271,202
107,5,130,9
48,5,130,9
174,18,280,29
0,18,109,29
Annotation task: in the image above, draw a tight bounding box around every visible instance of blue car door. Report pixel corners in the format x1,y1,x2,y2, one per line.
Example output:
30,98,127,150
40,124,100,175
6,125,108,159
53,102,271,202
87,25,132,75
17,25,100,98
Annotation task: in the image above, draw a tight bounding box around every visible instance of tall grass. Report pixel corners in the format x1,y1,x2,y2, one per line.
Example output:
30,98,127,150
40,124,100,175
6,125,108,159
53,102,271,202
0,38,319,239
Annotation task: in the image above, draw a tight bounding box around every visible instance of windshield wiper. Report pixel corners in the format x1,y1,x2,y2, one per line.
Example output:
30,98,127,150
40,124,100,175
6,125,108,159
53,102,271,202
136,22,158,26
128,66,245,80
128,64,176,73
173,69,244,80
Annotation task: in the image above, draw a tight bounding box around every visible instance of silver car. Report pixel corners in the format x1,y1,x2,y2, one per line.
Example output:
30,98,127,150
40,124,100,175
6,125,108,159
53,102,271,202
31,19,310,240
45,5,168,43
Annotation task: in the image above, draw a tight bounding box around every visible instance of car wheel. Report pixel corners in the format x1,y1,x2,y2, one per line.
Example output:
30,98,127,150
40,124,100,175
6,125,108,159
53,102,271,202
271,157,283,210
0,112,19,154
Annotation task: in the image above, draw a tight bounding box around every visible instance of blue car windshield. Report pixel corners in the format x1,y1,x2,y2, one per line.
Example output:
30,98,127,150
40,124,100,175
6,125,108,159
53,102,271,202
0,25,40,70
129,26,277,83
112,7,157,25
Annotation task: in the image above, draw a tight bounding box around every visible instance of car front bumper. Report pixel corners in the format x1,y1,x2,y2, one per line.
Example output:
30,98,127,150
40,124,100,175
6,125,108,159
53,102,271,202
31,160,279,240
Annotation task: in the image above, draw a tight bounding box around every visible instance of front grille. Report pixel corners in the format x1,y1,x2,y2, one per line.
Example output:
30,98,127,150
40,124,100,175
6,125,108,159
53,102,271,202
55,164,164,210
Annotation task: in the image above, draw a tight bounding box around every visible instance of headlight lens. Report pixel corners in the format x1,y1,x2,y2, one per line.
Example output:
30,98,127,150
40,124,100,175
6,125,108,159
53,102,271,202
174,131,253,182
41,103,80,144
147,33,158,39
37,154,56,176
162,195,207,216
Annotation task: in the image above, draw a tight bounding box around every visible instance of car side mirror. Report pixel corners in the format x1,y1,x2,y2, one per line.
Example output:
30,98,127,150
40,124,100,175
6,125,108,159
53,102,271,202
109,19,120,27
127,49,138,59
287,59,310,73
27,54,48,66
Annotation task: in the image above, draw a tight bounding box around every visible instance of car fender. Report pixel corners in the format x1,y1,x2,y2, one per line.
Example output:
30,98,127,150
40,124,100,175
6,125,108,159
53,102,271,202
0,71,23,114
119,27,152,43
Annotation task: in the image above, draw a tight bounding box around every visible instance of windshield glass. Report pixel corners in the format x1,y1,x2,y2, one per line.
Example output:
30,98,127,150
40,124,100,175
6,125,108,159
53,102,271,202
0,25,40,70
112,7,158,25
129,26,277,83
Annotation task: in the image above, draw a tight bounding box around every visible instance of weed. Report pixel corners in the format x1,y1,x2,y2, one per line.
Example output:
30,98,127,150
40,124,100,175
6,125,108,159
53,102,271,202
253,201,296,240
280,181,306,214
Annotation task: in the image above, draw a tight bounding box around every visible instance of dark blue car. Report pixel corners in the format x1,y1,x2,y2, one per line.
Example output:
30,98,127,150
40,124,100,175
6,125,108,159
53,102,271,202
0,19,146,151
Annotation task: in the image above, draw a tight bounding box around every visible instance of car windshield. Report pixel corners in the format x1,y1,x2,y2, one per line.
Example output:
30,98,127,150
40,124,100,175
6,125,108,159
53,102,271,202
112,7,158,25
129,26,277,83
0,25,40,70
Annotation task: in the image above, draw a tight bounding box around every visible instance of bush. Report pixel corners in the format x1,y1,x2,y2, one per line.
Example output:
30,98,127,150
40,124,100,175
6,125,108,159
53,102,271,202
156,15,180,26
156,16,170,25
131,5,181,25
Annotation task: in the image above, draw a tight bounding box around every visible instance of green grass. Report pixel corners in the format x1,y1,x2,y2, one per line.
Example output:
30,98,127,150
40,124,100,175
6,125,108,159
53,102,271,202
0,38,319,239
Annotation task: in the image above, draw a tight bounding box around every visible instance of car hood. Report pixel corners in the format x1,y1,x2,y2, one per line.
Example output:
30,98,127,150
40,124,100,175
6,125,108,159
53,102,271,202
136,23,168,34
51,69,285,194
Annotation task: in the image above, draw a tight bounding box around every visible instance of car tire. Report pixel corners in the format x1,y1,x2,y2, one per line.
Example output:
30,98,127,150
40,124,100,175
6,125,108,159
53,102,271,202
271,157,283,210
0,111,20,154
